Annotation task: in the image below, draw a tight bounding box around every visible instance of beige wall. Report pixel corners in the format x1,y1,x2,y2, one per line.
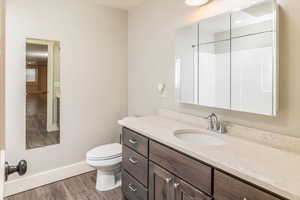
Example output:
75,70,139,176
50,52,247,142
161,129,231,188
6,0,128,180
128,0,300,138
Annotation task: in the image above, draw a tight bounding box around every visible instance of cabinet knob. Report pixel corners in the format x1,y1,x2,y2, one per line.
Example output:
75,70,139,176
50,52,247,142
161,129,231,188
174,182,180,189
128,184,137,192
129,139,137,145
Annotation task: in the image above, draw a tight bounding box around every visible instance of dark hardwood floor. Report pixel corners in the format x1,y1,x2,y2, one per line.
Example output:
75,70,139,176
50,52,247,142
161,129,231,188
26,94,60,149
5,171,123,200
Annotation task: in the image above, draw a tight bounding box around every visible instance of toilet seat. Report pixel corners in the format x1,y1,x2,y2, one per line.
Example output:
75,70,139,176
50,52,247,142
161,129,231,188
87,143,122,161
86,156,122,168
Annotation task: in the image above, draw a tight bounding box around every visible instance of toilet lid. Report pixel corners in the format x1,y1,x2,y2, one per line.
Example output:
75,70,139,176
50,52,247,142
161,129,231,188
87,143,122,161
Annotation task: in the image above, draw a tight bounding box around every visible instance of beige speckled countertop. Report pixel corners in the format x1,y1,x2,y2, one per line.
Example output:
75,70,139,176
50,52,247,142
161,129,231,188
119,115,300,200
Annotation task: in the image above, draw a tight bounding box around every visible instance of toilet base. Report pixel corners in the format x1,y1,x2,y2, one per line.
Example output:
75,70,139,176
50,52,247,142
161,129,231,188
96,169,121,191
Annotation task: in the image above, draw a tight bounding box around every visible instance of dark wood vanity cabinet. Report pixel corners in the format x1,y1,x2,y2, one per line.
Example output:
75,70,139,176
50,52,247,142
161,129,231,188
123,145,148,186
122,170,148,200
149,161,211,200
174,177,212,200
149,161,174,200
149,140,212,195
123,128,148,157
121,128,286,200
214,170,281,200
122,128,149,200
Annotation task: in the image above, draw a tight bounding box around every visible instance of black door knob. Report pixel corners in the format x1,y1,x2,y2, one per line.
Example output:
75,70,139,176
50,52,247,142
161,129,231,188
5,160,28,181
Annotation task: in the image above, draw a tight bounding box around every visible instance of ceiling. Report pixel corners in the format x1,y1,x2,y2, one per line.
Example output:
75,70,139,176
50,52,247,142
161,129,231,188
95,0,145,10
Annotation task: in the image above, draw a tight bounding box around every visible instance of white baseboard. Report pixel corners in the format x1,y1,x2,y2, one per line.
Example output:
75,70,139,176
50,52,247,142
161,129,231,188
4,161,94,197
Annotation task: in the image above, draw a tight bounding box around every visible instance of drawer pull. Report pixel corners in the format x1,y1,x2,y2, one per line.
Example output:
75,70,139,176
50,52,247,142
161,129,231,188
129,139,137,145
165,177,172,183
174,182,180,189
128,184,137,192
129,157,138,164
243,198,247,200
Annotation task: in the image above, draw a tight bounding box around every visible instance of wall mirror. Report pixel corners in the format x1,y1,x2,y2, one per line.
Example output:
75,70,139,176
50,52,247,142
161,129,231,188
175,0,278,116
26,38,61,149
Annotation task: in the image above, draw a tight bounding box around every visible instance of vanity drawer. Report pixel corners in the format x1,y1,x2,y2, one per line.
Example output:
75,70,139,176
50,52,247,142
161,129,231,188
123,145,148,186
123,128,149,157
122,170,148,200
214,170,282,200
149,141,212,195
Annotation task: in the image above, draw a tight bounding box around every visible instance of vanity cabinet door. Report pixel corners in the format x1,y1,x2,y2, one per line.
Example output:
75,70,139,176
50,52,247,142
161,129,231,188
149,141,212,195
149,161,174,200
174,178,212,200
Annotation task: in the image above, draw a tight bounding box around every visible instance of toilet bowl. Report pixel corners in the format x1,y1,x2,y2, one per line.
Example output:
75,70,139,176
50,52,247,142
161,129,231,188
86,143,122,191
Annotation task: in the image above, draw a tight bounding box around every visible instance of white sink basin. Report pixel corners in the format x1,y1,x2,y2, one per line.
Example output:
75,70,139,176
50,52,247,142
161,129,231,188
174,130,225,146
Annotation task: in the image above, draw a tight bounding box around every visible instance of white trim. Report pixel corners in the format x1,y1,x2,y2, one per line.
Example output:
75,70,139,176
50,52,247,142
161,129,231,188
273,0,279,116
47,124,59,132
47,42,54,132
4,161,94,197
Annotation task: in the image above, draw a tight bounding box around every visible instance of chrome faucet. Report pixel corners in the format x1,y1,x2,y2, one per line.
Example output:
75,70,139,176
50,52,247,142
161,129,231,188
205,113,226,134
206,113,219,131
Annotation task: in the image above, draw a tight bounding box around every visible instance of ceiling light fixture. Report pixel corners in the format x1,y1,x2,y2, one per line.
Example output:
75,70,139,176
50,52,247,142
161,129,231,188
185,0,211,6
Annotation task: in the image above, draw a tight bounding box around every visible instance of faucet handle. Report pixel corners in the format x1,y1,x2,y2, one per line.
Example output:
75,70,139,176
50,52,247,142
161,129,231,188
218,120,227,134
205,113,217,131
205,115,213,130
205,113,216,119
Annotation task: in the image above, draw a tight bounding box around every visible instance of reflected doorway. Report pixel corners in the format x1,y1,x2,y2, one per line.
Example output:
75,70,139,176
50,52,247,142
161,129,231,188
26,39,61,149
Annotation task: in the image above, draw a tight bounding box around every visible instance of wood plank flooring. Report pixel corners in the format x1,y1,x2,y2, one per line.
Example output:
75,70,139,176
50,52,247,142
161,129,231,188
26,94,60,149
5,171,123,200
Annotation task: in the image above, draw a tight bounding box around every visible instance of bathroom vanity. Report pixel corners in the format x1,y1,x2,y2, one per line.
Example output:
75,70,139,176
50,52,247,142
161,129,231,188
121,127,285,200
119,113,300,200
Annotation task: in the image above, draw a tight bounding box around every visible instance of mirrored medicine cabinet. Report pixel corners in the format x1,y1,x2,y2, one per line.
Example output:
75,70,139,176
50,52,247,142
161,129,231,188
175,0,278,116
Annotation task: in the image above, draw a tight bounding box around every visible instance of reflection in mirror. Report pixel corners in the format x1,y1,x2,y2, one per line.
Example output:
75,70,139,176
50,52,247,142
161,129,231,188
175,0,278,116
198,13,230,109
175,24,198,104
231,0,275,38
198,40,230,109
231,0,276,115
175,13,231,109
198,13,230,43
26,38,60,149
231,32,274,115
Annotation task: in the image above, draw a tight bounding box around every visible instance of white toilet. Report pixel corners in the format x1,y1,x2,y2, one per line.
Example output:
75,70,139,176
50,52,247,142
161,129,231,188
86,143,122,191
